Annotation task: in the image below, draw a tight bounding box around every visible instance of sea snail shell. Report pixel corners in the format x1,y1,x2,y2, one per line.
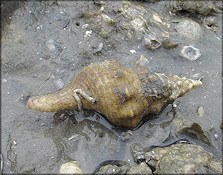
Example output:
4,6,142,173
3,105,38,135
28,59,202,128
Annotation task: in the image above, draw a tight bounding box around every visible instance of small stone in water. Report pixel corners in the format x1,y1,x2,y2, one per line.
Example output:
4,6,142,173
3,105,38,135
121,130,133,142
197,106,204,117
54,79,64,90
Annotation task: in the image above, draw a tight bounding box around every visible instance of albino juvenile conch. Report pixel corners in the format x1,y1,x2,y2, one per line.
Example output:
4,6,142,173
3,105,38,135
28,59,202,128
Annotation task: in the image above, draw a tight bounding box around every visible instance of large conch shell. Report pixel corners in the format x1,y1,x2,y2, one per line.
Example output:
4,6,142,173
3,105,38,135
28,59,202,127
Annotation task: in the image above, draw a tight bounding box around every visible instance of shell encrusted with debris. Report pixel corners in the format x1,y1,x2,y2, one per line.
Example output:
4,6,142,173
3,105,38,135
28,59,202,127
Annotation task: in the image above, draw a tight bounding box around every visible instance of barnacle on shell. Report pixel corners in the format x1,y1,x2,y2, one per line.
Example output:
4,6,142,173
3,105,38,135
28,59,202,127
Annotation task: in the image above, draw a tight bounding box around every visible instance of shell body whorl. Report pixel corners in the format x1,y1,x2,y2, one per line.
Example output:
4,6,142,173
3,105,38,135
28,59,202,128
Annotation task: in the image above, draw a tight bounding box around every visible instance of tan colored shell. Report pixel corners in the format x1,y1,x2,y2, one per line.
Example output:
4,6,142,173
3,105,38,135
28,59,202,127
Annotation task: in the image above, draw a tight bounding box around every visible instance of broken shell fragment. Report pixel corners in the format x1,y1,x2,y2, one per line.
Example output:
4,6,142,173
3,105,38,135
28,59,202,128
181,45,201,61
162,38,178,49
59,161,83,174
144,35,161,50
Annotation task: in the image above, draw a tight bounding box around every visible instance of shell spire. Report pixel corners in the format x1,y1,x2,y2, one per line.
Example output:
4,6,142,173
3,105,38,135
138,71,202,114
165,74,202,101
28,59,202,127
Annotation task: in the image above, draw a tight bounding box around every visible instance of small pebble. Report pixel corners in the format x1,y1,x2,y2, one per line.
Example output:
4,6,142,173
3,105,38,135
121,130,133,142
93,43,103,53
45,39,62,56
130,50,136,54
82,24,89,29
53,16,62,21
197,106,204,117
214,133,218,139
54,79,64,90
84,30,92,37
2,79,7,83
136,55,149,66
63,19,70,28
45,39,56,52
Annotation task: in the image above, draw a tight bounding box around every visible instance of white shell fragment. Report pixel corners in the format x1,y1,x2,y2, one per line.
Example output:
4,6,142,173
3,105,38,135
59,161,83,174
181,45,201,61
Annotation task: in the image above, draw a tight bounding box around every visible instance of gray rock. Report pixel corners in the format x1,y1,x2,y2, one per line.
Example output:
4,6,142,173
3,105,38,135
127,162,152,174
169,1,219,16
146,144,223,174
175,19,202,42
130,143,146,163
169,110,212,146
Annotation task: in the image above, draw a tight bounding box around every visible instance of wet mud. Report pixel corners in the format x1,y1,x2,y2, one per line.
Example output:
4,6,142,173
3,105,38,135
1,1,222,173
